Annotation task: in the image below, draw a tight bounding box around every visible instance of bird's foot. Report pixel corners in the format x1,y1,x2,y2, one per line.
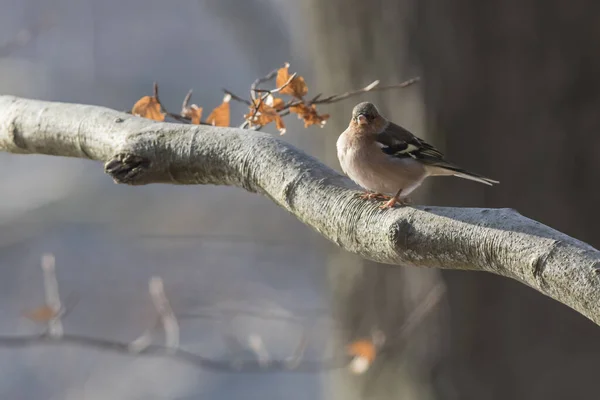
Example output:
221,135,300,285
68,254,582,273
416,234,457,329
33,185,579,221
358,191,391,201
379,197,411,209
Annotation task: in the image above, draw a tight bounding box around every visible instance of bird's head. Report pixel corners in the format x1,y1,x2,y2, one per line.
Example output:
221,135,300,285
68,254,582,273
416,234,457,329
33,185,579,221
350,102,387,134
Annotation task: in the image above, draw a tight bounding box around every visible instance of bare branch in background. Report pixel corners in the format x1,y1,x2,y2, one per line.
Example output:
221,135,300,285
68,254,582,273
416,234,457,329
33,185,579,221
242,70,298,132
250,67,280,100
149,276,180,352
395,283,446,339
127,62,419,133
227,63,420,133
285,328,309,369
248,334,270,366
128,326,155,354
2,253,439,373
304,77,421,106
41,253,63,338
223,89,251,106
153,82,198,124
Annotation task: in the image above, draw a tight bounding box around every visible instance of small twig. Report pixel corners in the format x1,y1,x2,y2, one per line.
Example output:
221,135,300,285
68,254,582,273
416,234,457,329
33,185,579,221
156,70,418,132
224,64,420,132
309,93,323,103
153,83,202,124
247,99,264,128
232,65,296,129
179,89,212,126
224,89,251,106
284,76,420,111
153,82,159,100
166,112,191,123
315,77,418,104
149,277,179,352
250,68,279,100
396,282,445,338
128,327,154,353
12,262,352,372
247,72,298,130
285,328,309,369
181,89,193,111
178,305,329,325
128,318,161,353
0,332,349,372
252,72,297,94
247,334,270,366
41,254,63,338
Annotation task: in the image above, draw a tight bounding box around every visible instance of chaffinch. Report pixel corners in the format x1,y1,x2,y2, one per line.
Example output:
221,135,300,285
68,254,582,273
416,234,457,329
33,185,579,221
337,102,498,208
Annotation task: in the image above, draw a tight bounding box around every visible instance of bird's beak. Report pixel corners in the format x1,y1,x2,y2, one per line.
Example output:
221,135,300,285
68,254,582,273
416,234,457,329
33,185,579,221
357,114,368,126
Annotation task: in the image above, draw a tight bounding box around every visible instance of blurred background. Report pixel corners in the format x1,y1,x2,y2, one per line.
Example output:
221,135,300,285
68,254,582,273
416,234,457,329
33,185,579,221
1,0,599,399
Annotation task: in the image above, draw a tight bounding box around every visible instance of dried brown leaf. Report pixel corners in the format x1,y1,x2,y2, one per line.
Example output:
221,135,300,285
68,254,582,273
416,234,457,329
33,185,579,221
132,95,165,122
276,63,308,98
205,94,231,127
23,305,58,323
290,103,330,128
182,105,203,125
347,339,377,362
244,96,286,134
271,96,285,111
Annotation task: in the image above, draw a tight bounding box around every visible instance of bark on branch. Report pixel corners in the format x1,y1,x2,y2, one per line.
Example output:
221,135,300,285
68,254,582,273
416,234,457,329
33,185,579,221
1,95,600,326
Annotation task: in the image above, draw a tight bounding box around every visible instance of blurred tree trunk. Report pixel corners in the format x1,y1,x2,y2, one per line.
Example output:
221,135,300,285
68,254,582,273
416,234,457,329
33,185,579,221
300,0,600,399
411,1,600,399
299,2,444,400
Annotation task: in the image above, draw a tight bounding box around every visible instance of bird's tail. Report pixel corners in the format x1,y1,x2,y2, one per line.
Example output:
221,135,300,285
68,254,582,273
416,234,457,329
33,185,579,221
426,163,499,186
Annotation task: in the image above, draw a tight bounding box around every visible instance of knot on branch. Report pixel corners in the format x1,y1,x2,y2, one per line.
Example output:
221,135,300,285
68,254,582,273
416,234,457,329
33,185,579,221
389,219,416,254
105,152,151,184
8,121,27,150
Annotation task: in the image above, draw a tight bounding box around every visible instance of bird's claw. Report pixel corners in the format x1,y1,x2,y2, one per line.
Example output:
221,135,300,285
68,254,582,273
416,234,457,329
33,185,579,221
358,192,391,201
379,197,411,209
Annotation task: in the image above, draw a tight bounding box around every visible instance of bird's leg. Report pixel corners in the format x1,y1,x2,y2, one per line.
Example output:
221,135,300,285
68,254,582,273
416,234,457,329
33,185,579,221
379,188,409,209
358,191,391,201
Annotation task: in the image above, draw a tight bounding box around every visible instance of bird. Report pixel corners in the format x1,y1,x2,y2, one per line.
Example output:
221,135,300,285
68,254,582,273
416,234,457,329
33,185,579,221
337,102,498,209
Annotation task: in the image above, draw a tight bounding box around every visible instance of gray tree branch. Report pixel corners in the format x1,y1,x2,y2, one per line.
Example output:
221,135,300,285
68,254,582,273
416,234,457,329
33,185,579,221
1,95,599,325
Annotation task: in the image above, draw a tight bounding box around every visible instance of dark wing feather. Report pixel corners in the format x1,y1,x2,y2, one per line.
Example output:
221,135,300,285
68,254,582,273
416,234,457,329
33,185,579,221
376,122,445,164
376,122,499,185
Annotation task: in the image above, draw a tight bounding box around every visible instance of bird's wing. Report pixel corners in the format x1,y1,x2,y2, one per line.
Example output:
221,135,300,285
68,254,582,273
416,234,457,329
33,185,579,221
376,122,445,164
376,122,499,185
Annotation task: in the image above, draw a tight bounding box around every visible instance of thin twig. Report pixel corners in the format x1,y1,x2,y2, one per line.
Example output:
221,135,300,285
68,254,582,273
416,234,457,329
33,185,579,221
153,81,159,100
153,83,209,124
129,318,161,353
252,72,296,94
224,89,251,106
11,254,354,373
0,332,350,372
284,76,421,110
223,63,420,132
395,282,445,339
246,72,298,130
178,306,329,325
250,68,279,101
153,82,190,123
149,277,179,352
285,328,309,369
41,254,63,338
248,334,270,366
181,89,193,111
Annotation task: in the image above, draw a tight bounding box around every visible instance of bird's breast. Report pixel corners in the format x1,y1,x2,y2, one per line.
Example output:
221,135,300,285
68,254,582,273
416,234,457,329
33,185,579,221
337,134,427,195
